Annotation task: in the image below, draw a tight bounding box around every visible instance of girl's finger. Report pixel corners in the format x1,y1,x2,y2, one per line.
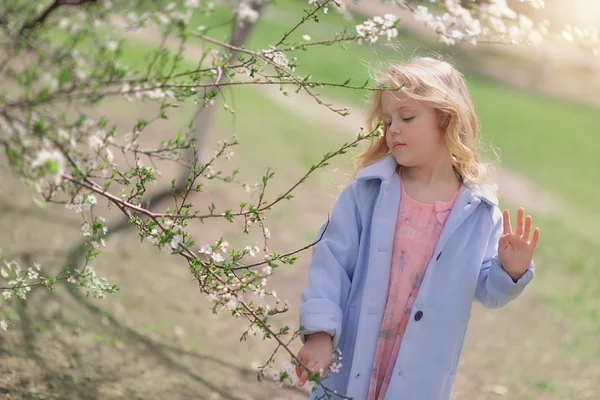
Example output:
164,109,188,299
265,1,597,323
298,370,307,387
299,360,318,386
523,215,532,241
502,209,512,235
531,228,540,249
515,208,525,236
295,355,305,379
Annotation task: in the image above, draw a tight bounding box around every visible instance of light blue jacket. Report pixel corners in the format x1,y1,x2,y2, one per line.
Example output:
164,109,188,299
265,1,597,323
299,155,534,400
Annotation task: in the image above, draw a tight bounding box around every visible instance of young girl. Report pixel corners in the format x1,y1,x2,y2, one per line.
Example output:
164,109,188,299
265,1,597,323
295,57,540,400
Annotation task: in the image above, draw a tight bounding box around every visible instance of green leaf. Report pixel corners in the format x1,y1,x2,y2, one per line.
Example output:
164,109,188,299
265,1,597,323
32,197,46,209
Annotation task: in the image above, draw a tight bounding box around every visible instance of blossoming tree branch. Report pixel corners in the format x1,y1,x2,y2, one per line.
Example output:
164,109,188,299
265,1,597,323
0,0,597,397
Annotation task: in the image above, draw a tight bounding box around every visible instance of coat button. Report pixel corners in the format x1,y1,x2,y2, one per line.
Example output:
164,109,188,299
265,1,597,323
355,373,360,378
397,371,403,376
414,311,423,321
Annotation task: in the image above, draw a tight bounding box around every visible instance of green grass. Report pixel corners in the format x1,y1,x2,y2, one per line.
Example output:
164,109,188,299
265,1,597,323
471,79,600,214
46,27,192,79
501,198,600,352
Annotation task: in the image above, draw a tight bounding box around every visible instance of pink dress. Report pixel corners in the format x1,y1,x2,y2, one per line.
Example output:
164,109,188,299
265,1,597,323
367,178,458,400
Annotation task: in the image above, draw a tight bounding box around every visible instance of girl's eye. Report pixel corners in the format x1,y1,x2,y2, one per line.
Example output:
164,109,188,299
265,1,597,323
403,117,415,122
385,121,392,127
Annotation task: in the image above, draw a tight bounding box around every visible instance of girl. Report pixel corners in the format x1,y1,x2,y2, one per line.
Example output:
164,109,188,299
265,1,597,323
295,57,540,400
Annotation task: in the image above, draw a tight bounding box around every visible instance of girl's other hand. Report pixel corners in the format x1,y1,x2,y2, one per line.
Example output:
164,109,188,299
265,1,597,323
296,332,333,387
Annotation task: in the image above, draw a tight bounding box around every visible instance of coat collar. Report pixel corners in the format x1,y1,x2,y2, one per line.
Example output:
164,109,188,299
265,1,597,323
355,155,498,206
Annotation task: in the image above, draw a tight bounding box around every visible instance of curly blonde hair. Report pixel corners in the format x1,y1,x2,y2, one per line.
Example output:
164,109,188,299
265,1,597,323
352,56,492,184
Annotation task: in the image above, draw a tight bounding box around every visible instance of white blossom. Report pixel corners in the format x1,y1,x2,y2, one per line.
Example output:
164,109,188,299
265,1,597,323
211,253,225,263
200,244,212,254
356,14,398,44
0,319,7,331
519,0,545,9
262,47,290,68
282,360,293,374
562,30,574,43
87,195,97,206
72,266,113,298
185,0,200,9
204,165,216,178
157,13,170,25
271,370,280,381
244,245,259,257
170,234,183,249
65,193,88,214
121,82,131,94
303,34,312,41
27,268,39,280
329,362,342,373
106,41,118,52
81,223,92,237
31,149,66,185
218,241,229,253
226,296,238,311
207,293,218,302
2,290,11,300
58,18,70,30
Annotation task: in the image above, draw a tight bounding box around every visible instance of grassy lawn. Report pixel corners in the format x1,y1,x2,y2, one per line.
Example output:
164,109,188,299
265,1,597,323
471,80,599,214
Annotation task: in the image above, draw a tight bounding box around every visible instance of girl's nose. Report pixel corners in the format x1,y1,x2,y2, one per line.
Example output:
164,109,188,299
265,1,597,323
389,126,400,136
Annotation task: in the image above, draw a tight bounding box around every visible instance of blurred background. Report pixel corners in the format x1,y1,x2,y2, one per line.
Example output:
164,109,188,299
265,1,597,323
0,0,598,399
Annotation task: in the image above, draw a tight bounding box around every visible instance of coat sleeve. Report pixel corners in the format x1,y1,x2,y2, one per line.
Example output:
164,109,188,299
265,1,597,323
299,182,362,349
474,206,534,308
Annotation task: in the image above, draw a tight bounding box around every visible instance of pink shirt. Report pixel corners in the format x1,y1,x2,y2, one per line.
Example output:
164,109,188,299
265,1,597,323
367,178,457,400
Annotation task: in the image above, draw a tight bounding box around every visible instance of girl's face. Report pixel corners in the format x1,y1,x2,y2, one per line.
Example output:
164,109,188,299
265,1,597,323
382,91,448,169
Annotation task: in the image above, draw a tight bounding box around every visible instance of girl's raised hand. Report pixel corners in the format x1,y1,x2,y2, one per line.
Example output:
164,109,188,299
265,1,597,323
498,208,540,281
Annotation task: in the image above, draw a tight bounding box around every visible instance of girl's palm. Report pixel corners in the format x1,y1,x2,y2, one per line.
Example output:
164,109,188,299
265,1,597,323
498,208,540,281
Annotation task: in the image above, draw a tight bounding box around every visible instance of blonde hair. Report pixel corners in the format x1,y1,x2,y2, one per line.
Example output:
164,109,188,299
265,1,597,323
352,56,493,184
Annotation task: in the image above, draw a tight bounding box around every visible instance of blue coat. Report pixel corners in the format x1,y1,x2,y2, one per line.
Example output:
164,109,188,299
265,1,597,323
299,155,534,400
